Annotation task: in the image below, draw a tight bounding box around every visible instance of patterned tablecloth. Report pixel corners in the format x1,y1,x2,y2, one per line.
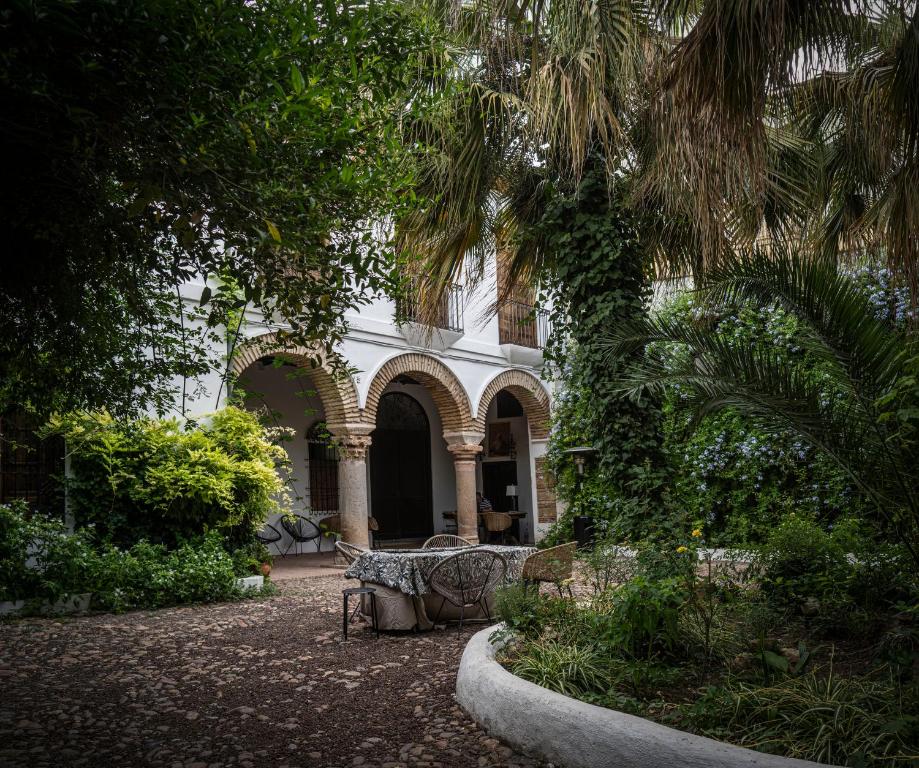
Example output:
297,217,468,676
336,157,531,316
344,545,536,597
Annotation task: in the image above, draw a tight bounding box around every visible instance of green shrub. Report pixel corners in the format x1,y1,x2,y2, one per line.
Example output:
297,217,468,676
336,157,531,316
0,500,96,603
757,513,916,637
493,583,580,639
89,533,239,612
597,575,686,660
44,407,287,548
230,541,272,577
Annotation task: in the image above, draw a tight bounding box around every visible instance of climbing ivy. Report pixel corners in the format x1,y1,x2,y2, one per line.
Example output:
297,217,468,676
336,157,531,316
542,171,666,542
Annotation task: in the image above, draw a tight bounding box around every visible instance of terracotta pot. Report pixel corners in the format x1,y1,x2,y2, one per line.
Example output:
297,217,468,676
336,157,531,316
260,562,272,577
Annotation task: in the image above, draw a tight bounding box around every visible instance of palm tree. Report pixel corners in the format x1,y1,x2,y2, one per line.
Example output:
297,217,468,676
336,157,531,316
397,0,662,313
604,248,919,565
399,0,919,312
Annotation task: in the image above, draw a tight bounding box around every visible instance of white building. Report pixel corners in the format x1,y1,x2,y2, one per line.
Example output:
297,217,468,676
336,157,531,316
173,255,560,553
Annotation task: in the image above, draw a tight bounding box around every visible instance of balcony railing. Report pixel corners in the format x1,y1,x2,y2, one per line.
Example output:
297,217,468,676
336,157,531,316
396,282,464,333
498,301,551,349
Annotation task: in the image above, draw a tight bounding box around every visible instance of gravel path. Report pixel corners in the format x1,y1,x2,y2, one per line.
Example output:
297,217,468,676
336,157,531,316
0,574,545,768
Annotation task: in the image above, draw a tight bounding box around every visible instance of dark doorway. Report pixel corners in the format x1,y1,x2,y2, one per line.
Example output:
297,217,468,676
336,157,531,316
482,460,517,513
370,392,433,540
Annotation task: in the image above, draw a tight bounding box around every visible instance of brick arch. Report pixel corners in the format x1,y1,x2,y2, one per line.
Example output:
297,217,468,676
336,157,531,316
230,332,361,425
474,369,551,439
364,353,473,434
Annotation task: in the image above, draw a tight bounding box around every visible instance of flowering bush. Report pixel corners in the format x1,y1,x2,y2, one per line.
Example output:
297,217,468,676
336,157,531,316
89,533,239,612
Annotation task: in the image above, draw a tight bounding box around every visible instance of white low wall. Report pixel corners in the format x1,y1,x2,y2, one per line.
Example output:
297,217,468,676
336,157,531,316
455,626,835,768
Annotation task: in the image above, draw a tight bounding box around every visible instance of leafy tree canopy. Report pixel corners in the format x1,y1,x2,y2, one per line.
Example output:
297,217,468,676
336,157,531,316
1,0,437,417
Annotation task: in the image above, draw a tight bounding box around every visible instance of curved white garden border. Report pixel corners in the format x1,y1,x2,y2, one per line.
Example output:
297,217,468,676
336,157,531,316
456,626,837,768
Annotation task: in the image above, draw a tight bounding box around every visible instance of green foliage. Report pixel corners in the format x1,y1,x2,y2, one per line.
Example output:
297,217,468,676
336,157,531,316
609,249,919,567
1,500,252,612
591,576,686,661
542,170,665,542
508,639,610,698
89,534,239,612
498,527,919,765
757,513,916,638
0,501,95,603
1,0,439,418
230,541,273,578
44,407,287,548
493,584,580,639
685,671,919,766
653,287,876,544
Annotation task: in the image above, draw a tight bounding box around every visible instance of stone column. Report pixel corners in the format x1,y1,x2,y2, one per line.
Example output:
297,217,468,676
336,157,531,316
445,432,485,541
328,426,373,550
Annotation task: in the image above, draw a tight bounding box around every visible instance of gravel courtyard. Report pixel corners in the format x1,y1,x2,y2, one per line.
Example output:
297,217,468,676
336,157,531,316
0,574,544,768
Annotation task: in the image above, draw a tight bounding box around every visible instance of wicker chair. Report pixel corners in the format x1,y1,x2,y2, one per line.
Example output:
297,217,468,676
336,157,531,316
422,534,476,549
522,542,577,597
428,550,508,632
481,511,514,544
334,540,366,565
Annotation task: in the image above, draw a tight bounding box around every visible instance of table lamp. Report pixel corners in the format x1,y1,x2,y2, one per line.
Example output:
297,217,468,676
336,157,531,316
505,484,518,511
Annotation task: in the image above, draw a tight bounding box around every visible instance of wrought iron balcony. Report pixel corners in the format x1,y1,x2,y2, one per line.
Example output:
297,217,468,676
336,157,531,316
498,301,551,349
396,282,464,333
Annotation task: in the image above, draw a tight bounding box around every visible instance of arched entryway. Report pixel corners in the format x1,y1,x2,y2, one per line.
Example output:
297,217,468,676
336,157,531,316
231,331,363,549
474,370,554,544
370,392,434,541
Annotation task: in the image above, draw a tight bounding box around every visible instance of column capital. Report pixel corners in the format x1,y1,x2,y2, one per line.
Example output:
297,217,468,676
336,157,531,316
334,434,372,460
447,442,483,462
442,430,485,447
326,422,373,460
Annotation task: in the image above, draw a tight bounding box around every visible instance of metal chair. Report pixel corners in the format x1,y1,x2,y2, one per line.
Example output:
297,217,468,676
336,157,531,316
279,514,322,556
481,511,514,544
428,550,508,633
342,586,379,640
422,534,476,549
522,542,577,597
255,523,283,549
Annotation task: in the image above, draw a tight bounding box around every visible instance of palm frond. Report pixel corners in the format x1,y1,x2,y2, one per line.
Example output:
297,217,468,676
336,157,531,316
599,252,919,554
